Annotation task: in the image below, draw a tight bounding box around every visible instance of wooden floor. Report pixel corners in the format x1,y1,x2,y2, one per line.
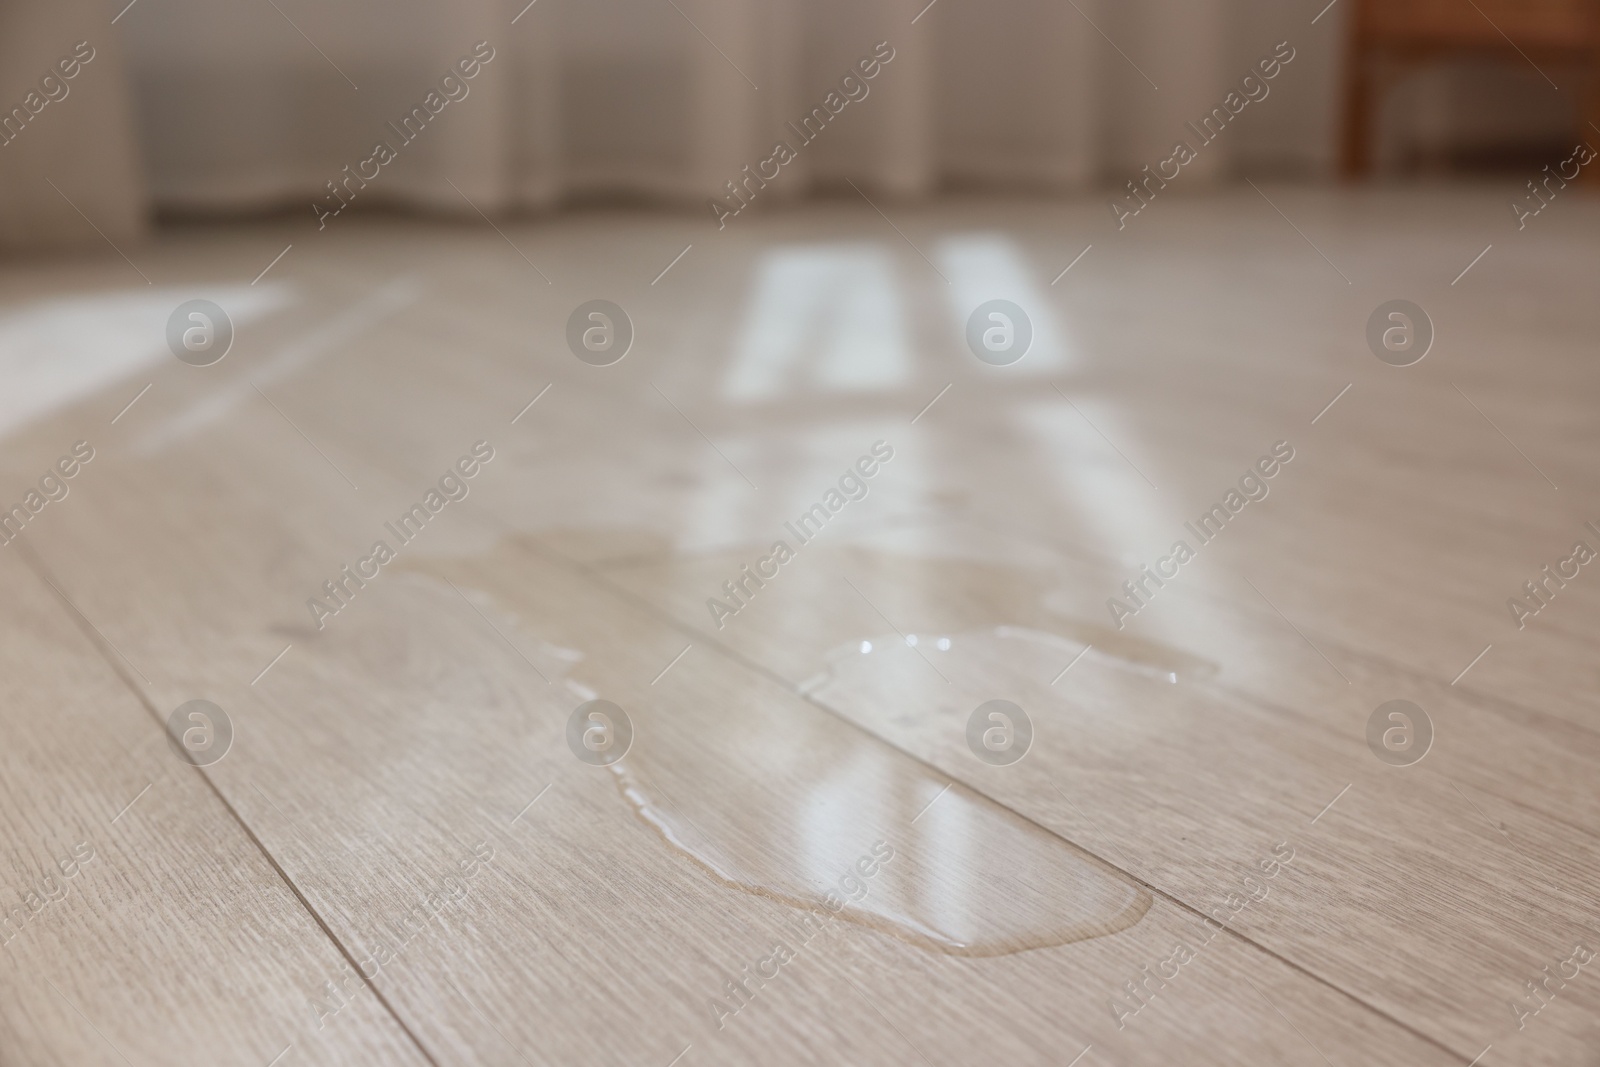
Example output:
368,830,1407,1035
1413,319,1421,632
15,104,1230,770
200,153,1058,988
1,187,1597,1066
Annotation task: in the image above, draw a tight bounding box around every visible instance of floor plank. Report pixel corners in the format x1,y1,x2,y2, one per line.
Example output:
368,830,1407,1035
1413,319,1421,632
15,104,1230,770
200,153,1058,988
1,189,1597,1064
0,549,430,1066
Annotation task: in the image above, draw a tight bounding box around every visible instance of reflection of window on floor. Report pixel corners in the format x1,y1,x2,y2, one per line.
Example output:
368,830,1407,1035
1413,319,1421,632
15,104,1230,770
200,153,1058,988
721,243,909,403
673,419,927,554
796,739,979,943
0,285,289,441
1021,398,1250,655
721,233,1072,404
936,232,1071,376
1019,398,1162,569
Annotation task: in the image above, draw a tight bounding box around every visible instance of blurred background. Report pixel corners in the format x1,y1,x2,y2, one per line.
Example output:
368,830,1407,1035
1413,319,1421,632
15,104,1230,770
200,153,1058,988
3,0,1593,250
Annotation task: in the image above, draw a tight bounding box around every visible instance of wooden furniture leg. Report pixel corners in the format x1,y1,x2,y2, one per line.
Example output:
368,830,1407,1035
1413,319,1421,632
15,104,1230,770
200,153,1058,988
1340,46,1374,178
1585,34,1600,186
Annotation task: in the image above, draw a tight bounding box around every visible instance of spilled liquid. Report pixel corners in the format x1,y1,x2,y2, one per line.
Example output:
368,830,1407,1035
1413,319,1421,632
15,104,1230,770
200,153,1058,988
800,624,1195,694
610,752,1151,958
407,534,1156,957
1039,592,1219,683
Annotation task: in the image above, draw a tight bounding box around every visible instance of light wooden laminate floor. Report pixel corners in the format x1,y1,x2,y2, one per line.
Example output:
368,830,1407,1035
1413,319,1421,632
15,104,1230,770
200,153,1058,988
0,187,1597,1066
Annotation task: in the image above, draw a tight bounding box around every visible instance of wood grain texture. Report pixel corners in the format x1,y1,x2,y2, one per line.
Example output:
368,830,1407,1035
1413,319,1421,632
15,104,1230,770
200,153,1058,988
0,550,430,1066
0,464,1461,1066
0,189,1597,1065
595,539,1600,1061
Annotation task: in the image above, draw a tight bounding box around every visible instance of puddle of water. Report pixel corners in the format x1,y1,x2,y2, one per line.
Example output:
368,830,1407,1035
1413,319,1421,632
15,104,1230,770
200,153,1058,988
610,749,1151,958
407,538,1155,957
409,543,1164,959
1038,592,1218,683
799,624,1196,694
565,535,1218,688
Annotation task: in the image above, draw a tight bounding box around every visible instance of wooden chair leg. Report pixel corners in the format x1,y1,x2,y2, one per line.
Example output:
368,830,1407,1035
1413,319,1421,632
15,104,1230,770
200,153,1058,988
1583,45,1600,188
1340,47,1372,179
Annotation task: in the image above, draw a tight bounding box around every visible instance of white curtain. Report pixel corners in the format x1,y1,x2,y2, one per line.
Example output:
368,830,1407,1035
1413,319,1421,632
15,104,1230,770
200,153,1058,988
5,0,1357,245
0,0,146,248
112,0,1339,215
